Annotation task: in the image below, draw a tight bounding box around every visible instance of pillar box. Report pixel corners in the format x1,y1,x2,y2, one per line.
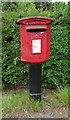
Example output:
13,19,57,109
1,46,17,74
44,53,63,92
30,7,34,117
16,17,54,64
16,17,54,101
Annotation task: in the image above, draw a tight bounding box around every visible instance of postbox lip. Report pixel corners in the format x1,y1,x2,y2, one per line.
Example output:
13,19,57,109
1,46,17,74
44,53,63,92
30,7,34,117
16,16,54,25
26,25,47,30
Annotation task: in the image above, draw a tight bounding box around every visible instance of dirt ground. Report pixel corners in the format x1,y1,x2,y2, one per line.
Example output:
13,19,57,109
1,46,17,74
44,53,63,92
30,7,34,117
5,106,69,118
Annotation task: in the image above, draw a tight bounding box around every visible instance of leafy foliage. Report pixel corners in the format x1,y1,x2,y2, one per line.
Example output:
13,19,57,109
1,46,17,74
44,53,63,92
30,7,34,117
2,2,69,88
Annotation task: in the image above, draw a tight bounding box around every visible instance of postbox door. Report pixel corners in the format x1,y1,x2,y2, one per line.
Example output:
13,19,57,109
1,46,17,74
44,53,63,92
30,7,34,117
25,26,48,60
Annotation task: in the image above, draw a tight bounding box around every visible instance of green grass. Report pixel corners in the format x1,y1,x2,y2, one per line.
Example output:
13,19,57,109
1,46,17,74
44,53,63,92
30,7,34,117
43,89,62,107
0,92,2,118
43,87,69,107
57,87,69,107
2,90,43,116
2,87,69,117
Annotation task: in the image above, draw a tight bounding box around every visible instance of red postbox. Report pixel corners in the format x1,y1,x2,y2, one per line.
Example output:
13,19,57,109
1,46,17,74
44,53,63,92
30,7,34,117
16,16,54,64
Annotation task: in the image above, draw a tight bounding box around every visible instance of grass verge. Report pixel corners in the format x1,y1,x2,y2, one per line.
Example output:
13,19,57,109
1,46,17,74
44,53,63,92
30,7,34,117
57,87,69,107
2,90,43,116
2,87,69,117
43,86,69,107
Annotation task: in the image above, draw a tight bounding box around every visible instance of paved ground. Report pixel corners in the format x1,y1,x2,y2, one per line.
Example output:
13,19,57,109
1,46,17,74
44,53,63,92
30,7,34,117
29,112,53,118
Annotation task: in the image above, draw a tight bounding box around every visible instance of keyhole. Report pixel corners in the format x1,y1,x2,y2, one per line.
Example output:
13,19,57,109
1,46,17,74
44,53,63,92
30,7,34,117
36,34,38,36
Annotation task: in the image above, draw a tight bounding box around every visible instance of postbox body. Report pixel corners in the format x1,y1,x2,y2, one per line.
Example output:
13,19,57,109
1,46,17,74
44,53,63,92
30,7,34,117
16,17,54,64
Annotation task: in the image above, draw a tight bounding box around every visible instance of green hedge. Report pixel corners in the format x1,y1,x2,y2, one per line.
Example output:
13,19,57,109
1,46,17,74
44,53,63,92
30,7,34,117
42,26,69,88
2,2,69,88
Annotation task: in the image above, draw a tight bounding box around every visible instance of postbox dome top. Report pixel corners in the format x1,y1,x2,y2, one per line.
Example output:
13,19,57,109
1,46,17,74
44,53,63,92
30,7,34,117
16,16,54,25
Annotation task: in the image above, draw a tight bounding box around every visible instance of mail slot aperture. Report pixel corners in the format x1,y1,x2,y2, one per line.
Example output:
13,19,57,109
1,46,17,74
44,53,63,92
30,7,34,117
26,26,47,32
